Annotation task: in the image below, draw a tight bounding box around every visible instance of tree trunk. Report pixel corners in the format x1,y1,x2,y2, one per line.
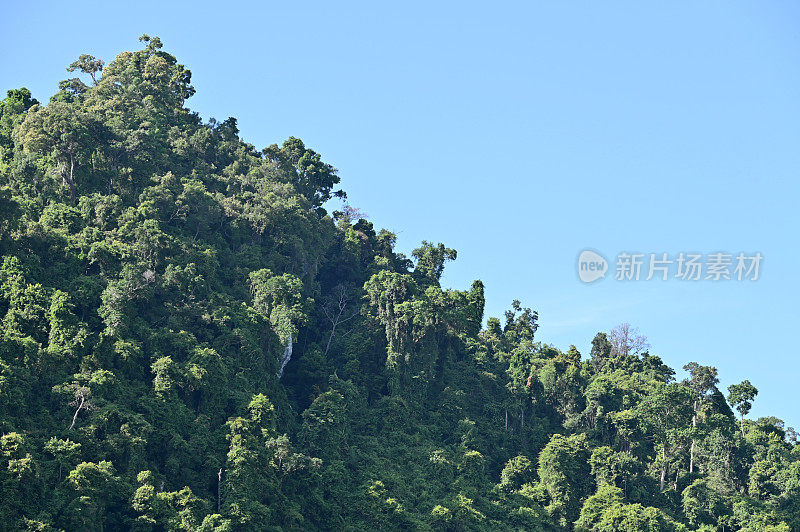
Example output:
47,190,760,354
690,401,697,474
323,321,338,359
217,468,223,512
322,289,356,359
67,156,76,201
69,394,85,431
659,446,667,491
60,157,77,202
276,334,293,378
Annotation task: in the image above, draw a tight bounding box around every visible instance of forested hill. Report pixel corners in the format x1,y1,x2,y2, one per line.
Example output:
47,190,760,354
0,35,797,531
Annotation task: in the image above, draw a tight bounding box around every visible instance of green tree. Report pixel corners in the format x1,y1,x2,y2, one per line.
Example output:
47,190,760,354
15,101,99,201
683,362,719,473
249,269,309,344
44,437,81,483
411,241,456,284
263,136,343,209
589,332,613,372
64,461,125,531
636,382,693,491
728,380,758,437
538,433,592,526
498,455,534,492
67,54,105,86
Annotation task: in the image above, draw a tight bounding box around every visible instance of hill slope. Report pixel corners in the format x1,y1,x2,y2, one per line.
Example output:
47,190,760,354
0,36,797,531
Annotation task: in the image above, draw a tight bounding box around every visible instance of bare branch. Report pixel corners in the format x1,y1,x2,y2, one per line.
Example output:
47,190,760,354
610,323,650,357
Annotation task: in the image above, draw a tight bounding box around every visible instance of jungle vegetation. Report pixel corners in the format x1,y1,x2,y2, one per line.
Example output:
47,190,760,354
0,36,797,531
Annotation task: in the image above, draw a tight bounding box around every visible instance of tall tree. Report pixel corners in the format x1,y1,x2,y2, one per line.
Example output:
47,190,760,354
728,380,758,437
637,382,693,491
67,54,105,85
683,362,719,473
15,101,97,201
411,241,456,285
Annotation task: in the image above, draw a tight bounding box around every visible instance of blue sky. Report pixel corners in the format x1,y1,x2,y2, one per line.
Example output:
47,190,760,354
2,2,798,426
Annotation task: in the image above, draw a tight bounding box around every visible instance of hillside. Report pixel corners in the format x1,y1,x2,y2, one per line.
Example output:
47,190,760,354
0,36,797,531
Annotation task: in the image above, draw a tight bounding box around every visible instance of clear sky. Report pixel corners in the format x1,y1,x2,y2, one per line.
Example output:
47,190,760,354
2,2,798,426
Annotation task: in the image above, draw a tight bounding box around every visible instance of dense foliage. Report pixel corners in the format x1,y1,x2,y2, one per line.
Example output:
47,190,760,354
0,36,797,531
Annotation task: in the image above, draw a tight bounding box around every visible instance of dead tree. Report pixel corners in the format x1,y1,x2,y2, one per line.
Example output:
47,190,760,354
609,323,650,357
68,385,92,431
321,284,359,359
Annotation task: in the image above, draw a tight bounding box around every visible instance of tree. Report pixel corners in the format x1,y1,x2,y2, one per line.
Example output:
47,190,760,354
503,299,539,342
67,54,105,85
412,241,457,284
0,432,37,523
250,269,309,345
0,87,39,170
333,202,367,224
637,382,693,491
498,455,534,493
53,380,93,431
15,101,97,201
300,388,348,458
681,478,730,528
321,283,358,359
265,434,321,485
250,269,310,377
609,323,649,357
683,362,719,473
575,484,624,531
363,269,438,396
749,460,779,501
65,461,123,531
131,470,212,530
44,437,81,483
588,446,638,493
728,380,758,437
537,433,592,526
222,396,281,529
263,136,343,209
589,332,613,372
